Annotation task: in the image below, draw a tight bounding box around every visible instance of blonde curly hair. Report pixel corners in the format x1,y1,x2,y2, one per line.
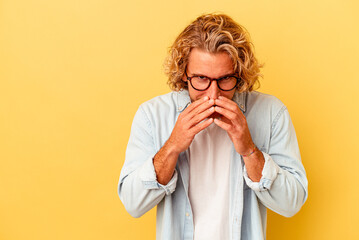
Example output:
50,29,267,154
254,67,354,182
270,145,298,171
164,13,262,92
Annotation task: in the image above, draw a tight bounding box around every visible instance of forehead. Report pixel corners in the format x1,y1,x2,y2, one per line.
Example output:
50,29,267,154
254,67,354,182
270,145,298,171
187,48,234,77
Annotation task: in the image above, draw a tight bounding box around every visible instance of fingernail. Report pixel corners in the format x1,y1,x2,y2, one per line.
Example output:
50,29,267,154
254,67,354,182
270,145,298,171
209,99,214,104
204,96,209,100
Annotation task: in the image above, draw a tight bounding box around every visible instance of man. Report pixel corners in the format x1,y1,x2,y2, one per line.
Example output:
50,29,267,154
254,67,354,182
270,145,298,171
118,13,308,240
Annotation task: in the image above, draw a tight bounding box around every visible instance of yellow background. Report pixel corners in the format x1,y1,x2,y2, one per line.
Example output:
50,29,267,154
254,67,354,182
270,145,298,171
1,0,358,239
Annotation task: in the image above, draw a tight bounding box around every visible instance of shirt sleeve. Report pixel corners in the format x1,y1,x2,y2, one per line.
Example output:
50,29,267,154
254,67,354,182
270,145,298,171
139,155,178,195
243,106,308,217
118,105,178,218
243,152,280,191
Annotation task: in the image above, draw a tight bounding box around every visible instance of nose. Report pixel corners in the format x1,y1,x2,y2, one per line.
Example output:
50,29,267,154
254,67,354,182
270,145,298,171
207,80,221,99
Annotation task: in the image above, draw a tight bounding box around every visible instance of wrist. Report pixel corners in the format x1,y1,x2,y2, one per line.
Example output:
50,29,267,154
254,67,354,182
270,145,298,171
154,140,180,185
241,145,257,158
163,139,181,157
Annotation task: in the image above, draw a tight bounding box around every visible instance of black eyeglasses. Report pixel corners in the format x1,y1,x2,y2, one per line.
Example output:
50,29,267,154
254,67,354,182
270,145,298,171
185,72,240,91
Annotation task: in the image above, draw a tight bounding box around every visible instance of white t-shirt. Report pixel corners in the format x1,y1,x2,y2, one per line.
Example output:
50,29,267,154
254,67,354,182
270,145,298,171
188,123,232,240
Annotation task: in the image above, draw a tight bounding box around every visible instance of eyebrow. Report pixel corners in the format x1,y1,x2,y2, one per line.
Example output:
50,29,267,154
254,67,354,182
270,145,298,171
189,72,236,78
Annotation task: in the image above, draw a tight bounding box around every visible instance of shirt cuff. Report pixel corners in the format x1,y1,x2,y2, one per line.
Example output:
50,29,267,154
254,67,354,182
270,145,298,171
139,155,178,195
243,151,280,192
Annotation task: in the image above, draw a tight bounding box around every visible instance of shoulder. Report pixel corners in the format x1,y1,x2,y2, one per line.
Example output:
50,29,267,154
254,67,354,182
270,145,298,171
139,92,177,113
247,91,284,107
244,91,293,146
132,92,182,146
245,91,289,127
246,91,286,114
139,90,190,115
135,91,184,127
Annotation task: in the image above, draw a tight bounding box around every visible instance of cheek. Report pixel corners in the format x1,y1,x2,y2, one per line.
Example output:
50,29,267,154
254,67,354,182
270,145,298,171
188,88,204,101
188,88,196,101
223,90,236,100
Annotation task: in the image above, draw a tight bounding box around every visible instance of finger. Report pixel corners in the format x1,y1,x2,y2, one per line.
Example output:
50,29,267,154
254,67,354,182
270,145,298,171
214,96,240,113
189,106,215,127
184,96,210,114
190,98,215,116
214,106,238,121
183,98,215,121
213,118,231,131
191,118,214,135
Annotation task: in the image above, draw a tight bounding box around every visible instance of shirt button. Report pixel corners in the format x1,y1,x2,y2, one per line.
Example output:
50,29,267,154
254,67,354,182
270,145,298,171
186,212,190,217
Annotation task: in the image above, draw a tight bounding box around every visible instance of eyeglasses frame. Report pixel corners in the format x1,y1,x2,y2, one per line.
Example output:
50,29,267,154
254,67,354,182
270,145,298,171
185,71,241,91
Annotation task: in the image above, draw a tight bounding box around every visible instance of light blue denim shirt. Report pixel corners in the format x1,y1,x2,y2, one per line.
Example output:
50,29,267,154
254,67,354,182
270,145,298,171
118,90,308,240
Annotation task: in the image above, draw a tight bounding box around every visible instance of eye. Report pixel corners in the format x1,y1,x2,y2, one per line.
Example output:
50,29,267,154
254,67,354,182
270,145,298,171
219,76,233,82
193,76,210,82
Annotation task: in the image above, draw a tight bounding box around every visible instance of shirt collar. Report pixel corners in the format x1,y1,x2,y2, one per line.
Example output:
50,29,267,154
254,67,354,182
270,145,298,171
176,89,247,113
232,90,247,113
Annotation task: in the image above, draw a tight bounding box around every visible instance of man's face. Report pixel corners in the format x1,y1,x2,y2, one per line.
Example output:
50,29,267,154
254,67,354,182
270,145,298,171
184,48,236,102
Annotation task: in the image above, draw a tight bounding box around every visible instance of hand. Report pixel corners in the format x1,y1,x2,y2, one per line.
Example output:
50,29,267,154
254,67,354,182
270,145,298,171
213,96,255,156
167,96,215,154
154,96,215,185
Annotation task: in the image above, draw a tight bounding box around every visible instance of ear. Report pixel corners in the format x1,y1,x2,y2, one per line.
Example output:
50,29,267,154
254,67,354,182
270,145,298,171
182,72,188,83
